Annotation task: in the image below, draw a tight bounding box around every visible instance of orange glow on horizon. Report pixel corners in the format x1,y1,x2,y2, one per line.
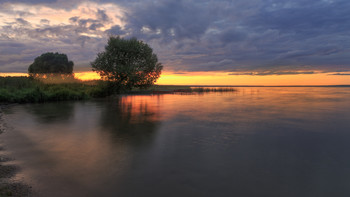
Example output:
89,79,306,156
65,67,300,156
156,71,350,86
1,71,350,85
0,72,101,81
74,72,101,81
0,73,28,77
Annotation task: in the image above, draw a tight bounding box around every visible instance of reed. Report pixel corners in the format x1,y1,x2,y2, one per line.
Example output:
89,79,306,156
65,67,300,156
190,87,237,93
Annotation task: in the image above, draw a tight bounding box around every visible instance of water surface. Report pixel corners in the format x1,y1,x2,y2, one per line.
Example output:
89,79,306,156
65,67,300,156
2,87,350,197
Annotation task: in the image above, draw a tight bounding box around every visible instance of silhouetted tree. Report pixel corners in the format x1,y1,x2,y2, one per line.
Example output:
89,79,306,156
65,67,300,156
91,36,163,93
28,52,74,76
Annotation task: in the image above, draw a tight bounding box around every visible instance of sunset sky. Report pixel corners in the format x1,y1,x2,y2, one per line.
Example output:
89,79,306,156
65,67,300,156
1,0,350,85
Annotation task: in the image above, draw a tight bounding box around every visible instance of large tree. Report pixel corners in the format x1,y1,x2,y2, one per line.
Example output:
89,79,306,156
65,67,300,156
91,36,163,92
28,52,74,75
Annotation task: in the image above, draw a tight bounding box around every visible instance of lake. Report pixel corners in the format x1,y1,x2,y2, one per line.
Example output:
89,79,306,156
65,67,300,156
1,87,350,197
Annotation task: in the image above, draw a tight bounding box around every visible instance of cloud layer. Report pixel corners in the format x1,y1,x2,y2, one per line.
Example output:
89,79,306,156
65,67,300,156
1,0,350,74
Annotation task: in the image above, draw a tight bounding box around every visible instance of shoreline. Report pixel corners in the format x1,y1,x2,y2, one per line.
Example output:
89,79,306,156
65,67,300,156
0,105,32,196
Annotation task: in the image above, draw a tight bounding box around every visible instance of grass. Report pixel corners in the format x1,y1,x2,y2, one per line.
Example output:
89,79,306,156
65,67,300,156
0,76,107,103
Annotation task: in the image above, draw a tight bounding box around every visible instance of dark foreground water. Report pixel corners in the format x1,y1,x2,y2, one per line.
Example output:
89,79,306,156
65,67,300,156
1,87,350,197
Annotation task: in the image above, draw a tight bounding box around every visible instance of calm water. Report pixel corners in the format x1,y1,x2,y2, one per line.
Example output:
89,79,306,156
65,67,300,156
2,87,350,197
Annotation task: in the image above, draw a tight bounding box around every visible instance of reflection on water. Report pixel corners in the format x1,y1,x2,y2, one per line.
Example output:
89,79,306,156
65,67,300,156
100,96,160,147
2,87,350,197
23,102,76,124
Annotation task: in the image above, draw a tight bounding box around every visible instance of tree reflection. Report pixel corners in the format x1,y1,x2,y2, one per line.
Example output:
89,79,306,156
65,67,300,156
99,96,161,147
23,102,75,124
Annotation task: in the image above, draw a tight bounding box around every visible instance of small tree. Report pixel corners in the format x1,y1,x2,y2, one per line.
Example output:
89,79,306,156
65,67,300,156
91,36,163,92
28,52,74,77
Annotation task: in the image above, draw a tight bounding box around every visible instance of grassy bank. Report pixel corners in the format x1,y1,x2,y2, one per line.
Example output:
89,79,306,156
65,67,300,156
0,76,108,103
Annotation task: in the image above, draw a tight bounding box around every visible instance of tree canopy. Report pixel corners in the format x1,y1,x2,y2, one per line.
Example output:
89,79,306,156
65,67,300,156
91,36,163,92
28,52,74,75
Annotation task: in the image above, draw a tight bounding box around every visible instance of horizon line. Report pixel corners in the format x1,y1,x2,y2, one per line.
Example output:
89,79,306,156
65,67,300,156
156,84,350,87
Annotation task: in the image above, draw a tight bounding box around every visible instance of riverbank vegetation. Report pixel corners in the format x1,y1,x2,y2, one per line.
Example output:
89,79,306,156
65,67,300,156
0,76,103,103
0,76,140,103
0,76,237,103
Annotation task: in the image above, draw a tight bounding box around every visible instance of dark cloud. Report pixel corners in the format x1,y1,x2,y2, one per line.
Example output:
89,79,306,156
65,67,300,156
122,0,213,41
0,0,88,10
69,16,106,32
40,19,50,25
77,19,98,27
229,71,315,76
219,28,247,45
16,18,31,26
330,73,350,76
0,42,27,56
0,41,34,72
96,9,109,22
89,23,104,31
104,0,350,72
1,0,57,3
1,0,350,73
106,25,125,35
0,6,110,72
69,16,79,23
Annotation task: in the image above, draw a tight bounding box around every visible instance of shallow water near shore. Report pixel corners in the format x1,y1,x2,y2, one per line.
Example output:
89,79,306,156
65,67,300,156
2,87,350,197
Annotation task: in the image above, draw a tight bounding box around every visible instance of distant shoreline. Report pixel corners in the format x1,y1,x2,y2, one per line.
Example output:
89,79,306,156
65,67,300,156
159,85,350,87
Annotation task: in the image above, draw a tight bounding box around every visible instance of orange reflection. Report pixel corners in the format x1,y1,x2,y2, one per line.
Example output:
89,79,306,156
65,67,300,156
118,95,161,123
121,87,350,125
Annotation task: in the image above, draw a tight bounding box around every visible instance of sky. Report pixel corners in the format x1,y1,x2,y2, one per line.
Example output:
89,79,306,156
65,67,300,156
1,0,350,85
